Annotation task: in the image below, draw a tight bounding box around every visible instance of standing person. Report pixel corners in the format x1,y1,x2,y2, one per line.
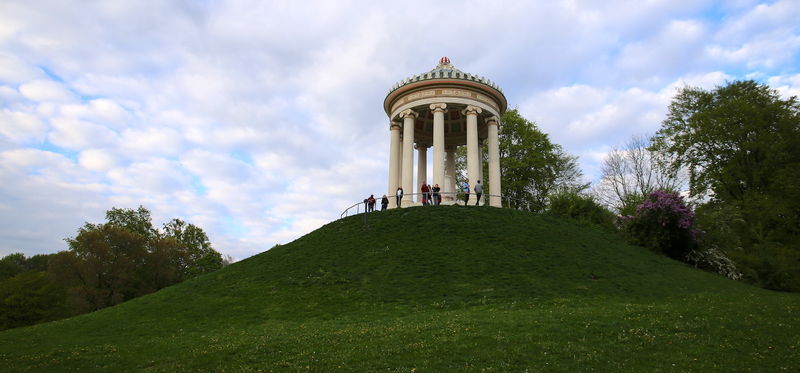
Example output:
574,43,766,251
367,194,376,212
432,183,441,205
421,183,430,205
462,178,470,206
396,186,403,208
474,180,483,206
380,195,389,211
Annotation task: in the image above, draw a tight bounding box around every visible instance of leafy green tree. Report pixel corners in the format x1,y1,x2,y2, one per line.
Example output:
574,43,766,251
52,206,224,313
61,223,150,311
162,219,222,277
0,253,55,281
0,253,27,281
651,80,800,290
0,271,67,330
652,80,800,235
106,206,157,239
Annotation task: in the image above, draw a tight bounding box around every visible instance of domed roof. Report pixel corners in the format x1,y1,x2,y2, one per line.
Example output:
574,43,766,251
387,57,505,96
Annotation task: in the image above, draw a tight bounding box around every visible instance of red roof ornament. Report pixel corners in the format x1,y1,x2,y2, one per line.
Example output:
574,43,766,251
439,56,450,65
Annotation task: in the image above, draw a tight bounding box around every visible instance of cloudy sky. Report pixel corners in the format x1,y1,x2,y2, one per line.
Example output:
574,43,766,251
1,1,798,260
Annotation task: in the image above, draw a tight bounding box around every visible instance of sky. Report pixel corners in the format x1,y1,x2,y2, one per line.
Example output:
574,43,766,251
1,0,799,260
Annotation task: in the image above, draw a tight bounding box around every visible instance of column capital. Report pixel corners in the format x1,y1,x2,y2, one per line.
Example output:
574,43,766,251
429,103,448,113
399,109,418,119
486,116,499,125
390,121,402,130
462,105,482,116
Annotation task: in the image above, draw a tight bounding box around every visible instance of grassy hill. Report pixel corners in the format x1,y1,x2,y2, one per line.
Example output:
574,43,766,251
1,206,798,371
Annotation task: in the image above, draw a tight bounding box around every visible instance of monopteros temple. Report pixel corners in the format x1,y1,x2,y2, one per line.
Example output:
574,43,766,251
384,57,507,207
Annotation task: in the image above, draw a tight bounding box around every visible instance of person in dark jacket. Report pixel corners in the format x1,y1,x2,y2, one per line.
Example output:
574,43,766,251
381,195,389,211
432,183,441,205
367,195,376,212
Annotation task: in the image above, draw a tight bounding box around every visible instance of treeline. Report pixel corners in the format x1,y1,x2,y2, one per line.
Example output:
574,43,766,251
565,80,798,291
0,206,228,331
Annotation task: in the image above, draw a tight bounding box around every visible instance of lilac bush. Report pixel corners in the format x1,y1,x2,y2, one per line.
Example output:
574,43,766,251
622,190,701,260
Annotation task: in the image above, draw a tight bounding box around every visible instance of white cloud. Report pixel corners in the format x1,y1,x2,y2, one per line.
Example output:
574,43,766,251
78,148,118,172
119,126,185,158
0,54,44,84
48,117,119,150
0,149,110,255
19,80,76,103
60,98,132,129
0,109,46,143
767,74,800,99
108,158,192,195
520,71,732,181
708,1,800,69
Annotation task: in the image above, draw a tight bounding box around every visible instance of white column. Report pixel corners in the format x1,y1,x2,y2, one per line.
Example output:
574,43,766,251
400,109,416,207
445,147,456,201
464,105,482,204
487,116,502,207
479,139,484,184
416,144,427,202
397,136,403,192
388,121,401,208
430,103,446,194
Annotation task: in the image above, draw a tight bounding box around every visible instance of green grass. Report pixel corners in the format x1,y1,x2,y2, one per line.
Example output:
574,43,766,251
1,206,798,371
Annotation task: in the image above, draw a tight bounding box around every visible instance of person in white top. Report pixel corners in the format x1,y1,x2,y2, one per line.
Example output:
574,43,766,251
395,186,404,208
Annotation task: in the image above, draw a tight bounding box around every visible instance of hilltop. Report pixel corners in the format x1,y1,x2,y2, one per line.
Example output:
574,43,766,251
1,206,798,371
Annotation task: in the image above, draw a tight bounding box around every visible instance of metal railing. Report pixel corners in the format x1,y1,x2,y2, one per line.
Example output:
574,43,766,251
339,191,533,219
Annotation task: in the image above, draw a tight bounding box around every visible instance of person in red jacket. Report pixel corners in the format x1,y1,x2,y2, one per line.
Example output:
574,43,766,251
421,183,430,205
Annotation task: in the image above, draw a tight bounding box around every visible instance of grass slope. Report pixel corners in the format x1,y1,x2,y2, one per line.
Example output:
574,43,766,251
1,206,798,371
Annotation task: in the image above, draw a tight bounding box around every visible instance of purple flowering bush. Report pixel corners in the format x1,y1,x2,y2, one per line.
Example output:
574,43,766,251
621,190,701,260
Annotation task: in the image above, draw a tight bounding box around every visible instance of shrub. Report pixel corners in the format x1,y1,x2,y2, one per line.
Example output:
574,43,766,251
684,246,742,281
547,190,616,231
728,244,800,292
622,190,700,260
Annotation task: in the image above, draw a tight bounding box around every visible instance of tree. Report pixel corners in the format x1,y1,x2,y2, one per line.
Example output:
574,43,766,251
105,206,157,239
651,80,800,290
594,135,686,214
0,253,55,281
0,271,67,330
456,109,586,210
162,219,222,277
61,223,150,311
52,206,224,312
0,253,27,281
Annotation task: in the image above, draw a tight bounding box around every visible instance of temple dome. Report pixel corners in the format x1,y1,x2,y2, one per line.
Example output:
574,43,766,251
388,57,504,94
384,57,506,115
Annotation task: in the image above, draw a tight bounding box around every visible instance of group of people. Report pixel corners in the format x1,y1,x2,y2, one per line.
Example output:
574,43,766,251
418,183,442,205
364,179,484,212
461,178,484,206
363,194,389,212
